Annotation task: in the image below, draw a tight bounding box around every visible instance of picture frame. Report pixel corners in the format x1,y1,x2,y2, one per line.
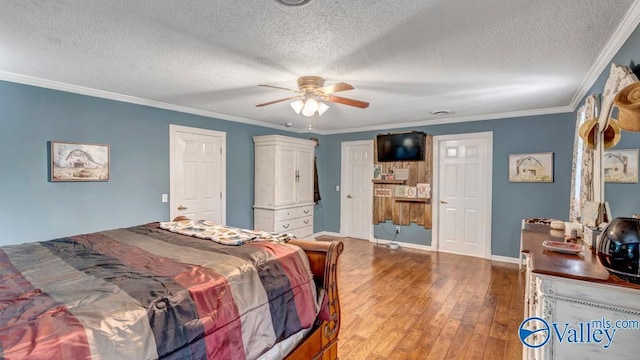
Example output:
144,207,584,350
394,185,407,197
416,183,431,199
508,152,553,183
374,188,392,197
50,141,110,182
404,186,417,198
373,164,382,180
604,149,638,183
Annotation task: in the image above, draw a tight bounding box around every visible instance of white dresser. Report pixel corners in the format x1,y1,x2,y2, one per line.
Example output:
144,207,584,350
253,135,315,239
521,224,640,359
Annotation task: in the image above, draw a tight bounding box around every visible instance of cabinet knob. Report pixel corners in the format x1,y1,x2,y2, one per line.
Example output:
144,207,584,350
440,200,448,204
178,205,188,210
347,195,353,199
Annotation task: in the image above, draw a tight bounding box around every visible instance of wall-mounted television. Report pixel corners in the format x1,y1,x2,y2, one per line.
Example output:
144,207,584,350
376,131,426,162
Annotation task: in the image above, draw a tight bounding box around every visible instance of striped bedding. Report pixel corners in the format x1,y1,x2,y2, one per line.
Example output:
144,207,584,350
0,223,318,360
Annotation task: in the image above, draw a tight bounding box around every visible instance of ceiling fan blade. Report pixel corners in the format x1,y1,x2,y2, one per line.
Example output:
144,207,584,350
326,95,369,108
258,84,299,92
256,96,302,107
315,82,354,95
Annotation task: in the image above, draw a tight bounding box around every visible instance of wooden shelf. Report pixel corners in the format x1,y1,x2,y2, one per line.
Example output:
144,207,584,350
394,197,430,203
372,179,405,184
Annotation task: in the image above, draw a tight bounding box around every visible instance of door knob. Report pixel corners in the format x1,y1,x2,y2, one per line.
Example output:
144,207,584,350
440,200,448,204
178,205,188,210
347,194,353,199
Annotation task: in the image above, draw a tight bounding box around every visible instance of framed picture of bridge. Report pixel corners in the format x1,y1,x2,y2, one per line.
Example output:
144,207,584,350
508,152,553,183
50,141,110,182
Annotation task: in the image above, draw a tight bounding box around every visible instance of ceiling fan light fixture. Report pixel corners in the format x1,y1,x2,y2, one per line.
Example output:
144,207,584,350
317,102,330,116
301,98,319,117
290,99,304,114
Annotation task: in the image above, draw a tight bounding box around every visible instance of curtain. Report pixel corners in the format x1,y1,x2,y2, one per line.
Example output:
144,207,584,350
569,95,596,222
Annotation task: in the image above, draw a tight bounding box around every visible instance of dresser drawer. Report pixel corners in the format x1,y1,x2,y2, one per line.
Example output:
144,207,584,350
274,205,313,221
275,216,312,232
289,225,314,239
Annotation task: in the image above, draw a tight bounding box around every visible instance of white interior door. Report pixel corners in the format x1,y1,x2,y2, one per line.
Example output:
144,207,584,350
435,132,492,258
170,125,226,223
340,140,373,240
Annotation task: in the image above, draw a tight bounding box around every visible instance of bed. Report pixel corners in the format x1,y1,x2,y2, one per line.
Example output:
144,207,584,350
0,220,343,360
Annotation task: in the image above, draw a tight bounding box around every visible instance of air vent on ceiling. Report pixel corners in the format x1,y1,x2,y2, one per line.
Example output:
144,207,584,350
276,0,311,6
431,110,451,116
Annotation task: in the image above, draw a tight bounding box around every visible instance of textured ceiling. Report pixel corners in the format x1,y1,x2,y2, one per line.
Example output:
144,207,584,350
1,0,639,133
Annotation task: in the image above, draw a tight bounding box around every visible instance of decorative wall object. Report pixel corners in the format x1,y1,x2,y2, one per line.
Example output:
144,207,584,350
404,186,417,198
50,141,110,182
416,183,431,198
393,168,409,180
373,164,382,180
508,152,553,183
394,185,407,197
374,188,392,197
603,149,639,183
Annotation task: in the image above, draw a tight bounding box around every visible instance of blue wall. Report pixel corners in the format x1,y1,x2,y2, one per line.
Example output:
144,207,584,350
0,81,314,245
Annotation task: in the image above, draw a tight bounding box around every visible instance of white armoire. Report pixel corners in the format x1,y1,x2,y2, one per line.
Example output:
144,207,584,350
253,135,315,238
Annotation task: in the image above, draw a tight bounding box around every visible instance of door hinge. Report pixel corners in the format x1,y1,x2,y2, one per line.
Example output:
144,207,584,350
220,192,222,199
220,147,222,155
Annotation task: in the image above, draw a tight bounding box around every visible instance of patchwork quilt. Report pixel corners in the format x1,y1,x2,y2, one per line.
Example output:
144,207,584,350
0,223,317,360
159,220,295,245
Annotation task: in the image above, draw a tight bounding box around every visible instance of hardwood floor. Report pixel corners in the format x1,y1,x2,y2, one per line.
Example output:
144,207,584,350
319,236,525,360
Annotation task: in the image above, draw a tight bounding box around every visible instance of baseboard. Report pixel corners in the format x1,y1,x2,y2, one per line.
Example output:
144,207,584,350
490,255,521,264
436,248,518,263
372,238,434,252
311,231,342,239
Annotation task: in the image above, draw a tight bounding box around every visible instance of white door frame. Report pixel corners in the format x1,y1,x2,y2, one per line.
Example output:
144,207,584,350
339,140,374,240
169,124,226,223
432,131,493,259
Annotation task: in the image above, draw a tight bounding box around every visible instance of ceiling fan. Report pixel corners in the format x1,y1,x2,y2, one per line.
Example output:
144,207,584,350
256,76,369,116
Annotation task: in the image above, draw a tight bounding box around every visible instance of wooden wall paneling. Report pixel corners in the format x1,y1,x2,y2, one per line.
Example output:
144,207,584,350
403,202,411,225
417,161,426,183
378,189,385,223
373,196,380,223
424,204,432,228
425,135,433,183
413,202,425,226
371,133,433,229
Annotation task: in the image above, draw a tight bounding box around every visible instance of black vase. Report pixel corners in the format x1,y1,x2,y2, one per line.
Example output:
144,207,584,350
597,217,640,284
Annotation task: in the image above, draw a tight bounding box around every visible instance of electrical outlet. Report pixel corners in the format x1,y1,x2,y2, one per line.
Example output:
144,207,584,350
395,226,400,234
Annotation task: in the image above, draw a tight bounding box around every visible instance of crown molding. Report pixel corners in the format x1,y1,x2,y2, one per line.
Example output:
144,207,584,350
314,106,574,135
0,71,310,134
0,70,607,136
569,0,640,110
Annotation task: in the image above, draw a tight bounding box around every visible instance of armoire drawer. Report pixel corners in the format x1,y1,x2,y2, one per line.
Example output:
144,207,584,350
274,206,313,221
289,226,314,239
275,216,312,232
